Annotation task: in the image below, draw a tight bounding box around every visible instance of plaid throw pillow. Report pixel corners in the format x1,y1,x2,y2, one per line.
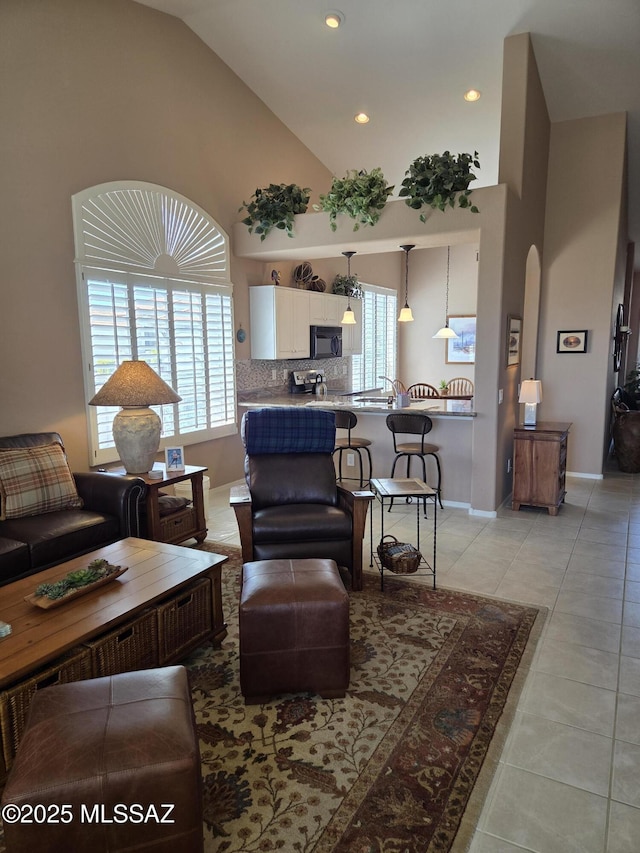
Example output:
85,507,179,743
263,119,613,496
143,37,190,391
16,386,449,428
0,443,83,520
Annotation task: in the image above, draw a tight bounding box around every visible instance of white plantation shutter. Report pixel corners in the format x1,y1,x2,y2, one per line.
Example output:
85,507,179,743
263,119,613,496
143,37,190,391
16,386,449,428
352,284,397,392
74,183,236,465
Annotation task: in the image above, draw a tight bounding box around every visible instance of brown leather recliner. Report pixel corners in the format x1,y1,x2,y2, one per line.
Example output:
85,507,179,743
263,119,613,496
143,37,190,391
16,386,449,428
230,408,373,590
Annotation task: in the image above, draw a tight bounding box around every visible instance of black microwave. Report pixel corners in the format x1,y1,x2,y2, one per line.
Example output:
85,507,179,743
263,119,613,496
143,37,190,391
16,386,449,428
310,325,342,359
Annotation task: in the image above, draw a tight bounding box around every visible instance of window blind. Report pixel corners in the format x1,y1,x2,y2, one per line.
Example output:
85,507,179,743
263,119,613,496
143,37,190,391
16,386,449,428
352,284,397,392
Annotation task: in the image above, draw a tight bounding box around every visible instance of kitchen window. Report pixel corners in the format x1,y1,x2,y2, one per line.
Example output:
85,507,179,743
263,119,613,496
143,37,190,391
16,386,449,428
352,284,397,393
73,181,236,466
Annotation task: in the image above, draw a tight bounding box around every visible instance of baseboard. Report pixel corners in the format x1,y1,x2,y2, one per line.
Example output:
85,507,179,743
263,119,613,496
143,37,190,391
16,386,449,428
566,470,604,480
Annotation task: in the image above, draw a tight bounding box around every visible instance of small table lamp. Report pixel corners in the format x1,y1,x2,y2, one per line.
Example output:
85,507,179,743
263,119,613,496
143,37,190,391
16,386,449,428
89,360,181,474
519,379,542,426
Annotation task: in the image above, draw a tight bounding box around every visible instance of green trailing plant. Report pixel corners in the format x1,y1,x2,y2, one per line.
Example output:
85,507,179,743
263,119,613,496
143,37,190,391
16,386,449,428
239,183,311,241
399,151,480,221
624,364,640,398
315,168,394,231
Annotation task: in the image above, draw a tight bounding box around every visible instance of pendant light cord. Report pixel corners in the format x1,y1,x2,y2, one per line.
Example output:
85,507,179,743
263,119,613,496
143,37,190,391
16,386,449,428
445,246,450,322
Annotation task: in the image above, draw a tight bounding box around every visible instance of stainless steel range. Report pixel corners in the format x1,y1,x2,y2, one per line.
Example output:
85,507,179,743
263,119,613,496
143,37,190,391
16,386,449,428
288,369,324,394
289,369,358,396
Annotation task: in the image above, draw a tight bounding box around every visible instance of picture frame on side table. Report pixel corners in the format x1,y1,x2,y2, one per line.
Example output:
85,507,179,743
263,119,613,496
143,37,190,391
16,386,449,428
556,330,589,354
165,446,185,472
445,315,476,364
506,315,522,366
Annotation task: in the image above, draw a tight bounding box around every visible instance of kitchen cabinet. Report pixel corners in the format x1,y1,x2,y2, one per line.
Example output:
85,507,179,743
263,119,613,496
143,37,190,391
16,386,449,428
512,422,571,515
309,291,343,325
250,286,310,359
341,297,362,355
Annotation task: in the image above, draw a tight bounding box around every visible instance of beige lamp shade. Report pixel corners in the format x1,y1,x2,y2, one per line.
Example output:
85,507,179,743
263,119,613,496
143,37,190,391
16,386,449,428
518,379,542,404
88,360,181,407
89,361,181,474
519,379,542,426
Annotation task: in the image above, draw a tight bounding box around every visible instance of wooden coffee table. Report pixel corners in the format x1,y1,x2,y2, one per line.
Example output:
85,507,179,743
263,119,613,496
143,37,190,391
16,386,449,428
0,537,228,690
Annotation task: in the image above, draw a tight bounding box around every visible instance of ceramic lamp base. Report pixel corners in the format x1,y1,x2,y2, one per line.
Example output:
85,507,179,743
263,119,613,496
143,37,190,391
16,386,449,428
112,407,161,474
523,403,538,426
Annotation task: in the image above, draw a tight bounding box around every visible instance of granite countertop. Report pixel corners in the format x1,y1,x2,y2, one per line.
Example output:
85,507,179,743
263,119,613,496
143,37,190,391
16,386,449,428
237,392,476,418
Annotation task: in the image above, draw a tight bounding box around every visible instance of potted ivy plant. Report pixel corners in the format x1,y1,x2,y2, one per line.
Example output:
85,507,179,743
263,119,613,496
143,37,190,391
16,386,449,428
332,273,362,299
399,151,480,221
238,183,311,241
315,167,394,232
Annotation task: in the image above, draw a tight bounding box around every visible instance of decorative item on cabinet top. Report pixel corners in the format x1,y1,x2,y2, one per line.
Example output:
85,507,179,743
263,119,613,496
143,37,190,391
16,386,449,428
292,260,326,291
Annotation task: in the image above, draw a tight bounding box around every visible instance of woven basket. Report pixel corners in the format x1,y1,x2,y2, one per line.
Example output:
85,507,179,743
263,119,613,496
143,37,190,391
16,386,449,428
86,609,158,677
377,535,421,574
0,646,93,770
157,578,213,664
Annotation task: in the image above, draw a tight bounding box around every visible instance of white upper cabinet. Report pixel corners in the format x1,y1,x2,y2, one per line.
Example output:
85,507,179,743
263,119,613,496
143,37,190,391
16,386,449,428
250,286,310,359
309,291,343,325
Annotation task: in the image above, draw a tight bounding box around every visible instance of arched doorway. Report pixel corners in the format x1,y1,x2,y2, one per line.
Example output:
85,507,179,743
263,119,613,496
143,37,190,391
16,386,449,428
521,245,542,379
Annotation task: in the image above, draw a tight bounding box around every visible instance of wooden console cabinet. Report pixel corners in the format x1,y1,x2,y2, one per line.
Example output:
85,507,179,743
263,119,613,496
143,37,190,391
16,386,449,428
512,422,571,516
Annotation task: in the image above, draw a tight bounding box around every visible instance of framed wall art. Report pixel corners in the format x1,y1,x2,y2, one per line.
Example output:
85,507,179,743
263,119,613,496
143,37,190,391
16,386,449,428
506,316,522,366
556,330,588,354
165,446,185,472
445,315,476,364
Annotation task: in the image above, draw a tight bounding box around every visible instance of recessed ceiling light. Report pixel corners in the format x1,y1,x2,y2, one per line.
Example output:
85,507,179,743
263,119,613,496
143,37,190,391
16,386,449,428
464,89,481,102
354,112,370,124
325,11,344,28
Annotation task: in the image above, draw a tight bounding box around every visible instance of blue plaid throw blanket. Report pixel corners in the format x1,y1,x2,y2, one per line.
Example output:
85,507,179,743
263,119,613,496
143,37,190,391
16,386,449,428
242,407,336,454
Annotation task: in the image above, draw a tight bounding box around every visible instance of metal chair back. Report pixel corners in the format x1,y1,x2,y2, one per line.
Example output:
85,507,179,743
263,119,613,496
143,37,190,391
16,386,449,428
386,413,434,454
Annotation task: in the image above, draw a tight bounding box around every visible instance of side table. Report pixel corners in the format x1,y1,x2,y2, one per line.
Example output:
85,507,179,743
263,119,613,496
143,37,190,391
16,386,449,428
369,478,437,590
111,464,208,544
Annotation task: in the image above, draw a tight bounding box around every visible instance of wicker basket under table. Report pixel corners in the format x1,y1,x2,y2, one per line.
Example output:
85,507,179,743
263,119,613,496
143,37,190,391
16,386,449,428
0,646,93,770
157,577,213,664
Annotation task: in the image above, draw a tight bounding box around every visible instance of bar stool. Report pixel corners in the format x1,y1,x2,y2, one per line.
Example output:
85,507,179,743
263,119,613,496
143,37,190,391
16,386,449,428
386,412,443,512
333,410,373,487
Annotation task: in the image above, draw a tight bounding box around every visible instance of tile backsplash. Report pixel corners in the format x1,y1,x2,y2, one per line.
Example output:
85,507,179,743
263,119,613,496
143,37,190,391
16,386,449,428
236,358,351,398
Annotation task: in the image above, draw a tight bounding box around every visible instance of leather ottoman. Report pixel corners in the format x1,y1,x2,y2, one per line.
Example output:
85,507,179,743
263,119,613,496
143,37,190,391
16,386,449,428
0,666,203,853
239,558,350,703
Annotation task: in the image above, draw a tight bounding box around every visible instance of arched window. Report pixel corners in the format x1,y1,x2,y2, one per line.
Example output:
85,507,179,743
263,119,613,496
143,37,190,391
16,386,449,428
73,181,236,465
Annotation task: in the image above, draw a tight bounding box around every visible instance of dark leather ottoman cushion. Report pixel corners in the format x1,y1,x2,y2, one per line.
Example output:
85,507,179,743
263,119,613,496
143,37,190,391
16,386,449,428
1,666,203,853
239,558,350,702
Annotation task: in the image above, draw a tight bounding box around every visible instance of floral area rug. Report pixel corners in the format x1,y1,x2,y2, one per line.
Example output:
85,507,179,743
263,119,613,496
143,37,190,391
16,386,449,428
186,542,545,853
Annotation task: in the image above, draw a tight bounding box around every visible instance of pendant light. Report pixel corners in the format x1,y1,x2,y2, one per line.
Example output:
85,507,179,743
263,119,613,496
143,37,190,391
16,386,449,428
433,246,458,339
341,251,357,324
398,244,415,323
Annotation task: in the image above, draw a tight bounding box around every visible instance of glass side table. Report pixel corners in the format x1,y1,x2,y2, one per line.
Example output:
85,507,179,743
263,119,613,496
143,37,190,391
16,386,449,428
369,478,437,591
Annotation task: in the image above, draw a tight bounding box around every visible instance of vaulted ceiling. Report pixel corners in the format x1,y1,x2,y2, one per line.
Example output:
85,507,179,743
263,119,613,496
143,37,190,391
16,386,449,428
135,0,640,266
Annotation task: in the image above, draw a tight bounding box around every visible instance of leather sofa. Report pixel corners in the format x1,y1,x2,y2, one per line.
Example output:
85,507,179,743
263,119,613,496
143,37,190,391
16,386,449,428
0,433,146,586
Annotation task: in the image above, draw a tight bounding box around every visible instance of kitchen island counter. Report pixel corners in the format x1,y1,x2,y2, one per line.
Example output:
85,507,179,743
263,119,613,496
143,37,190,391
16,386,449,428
238,394,476,418
237,394,475,505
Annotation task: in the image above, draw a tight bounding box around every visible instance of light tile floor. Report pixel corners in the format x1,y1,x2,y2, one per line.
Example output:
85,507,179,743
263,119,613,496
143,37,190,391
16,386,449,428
205,469,640,853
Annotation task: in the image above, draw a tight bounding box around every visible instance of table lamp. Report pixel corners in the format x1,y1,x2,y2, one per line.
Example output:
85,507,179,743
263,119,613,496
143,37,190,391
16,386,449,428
89,360,181,474
519,379,542,427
